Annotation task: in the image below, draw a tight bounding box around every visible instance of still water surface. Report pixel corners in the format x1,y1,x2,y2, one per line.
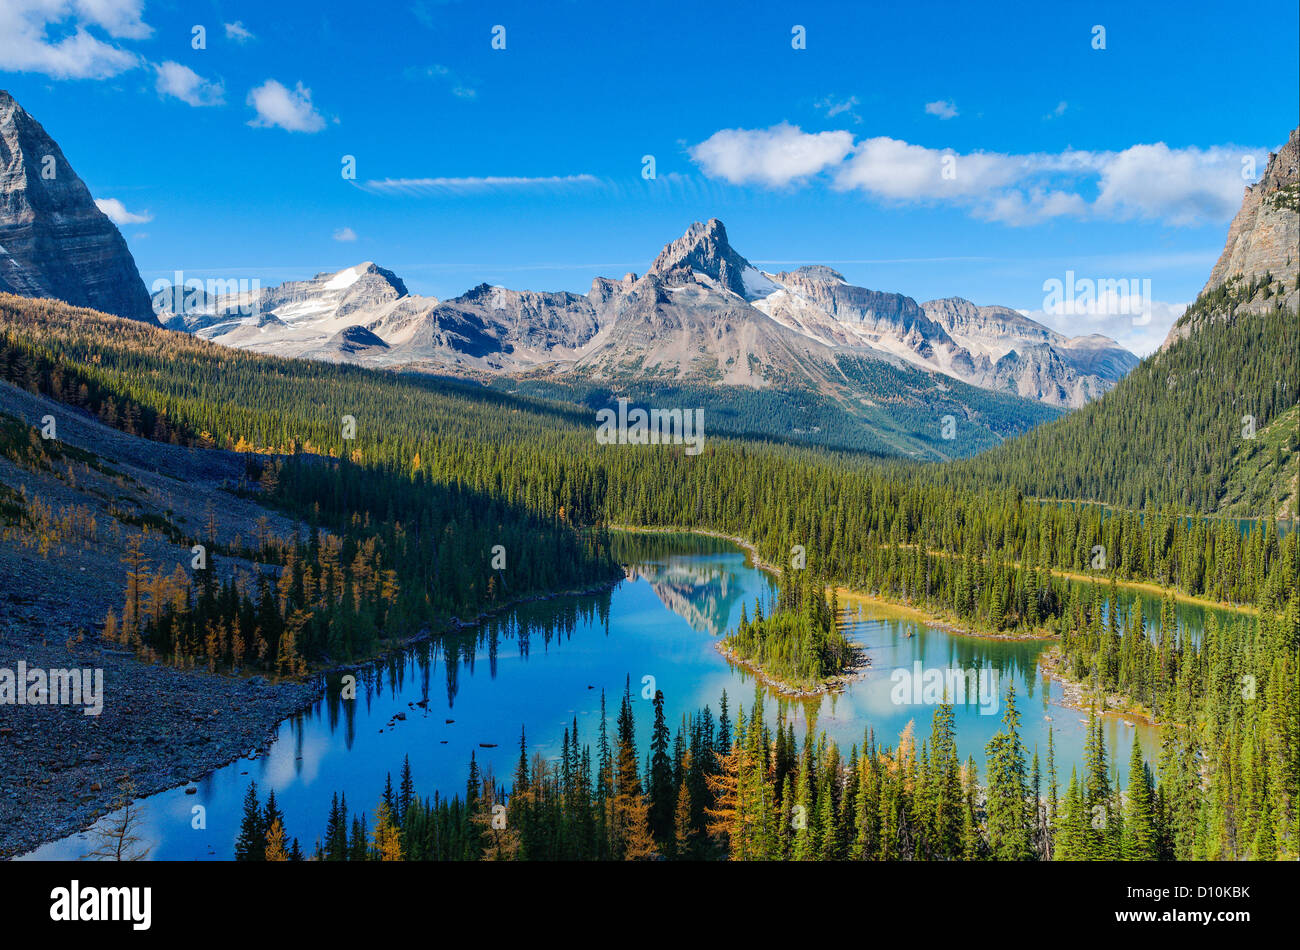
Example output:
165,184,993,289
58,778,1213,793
28,531,1236,859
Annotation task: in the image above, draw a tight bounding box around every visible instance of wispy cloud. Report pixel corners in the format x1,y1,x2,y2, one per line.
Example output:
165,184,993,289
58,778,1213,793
924,100,959,120
815,95,862,124
690,123,1266,227
224,21,255,43
355,175,601,197
1043,100,1068,120
154,61,224,107
333,227,357,242
405,63,478,100
246,79,325,133
95,197,152,224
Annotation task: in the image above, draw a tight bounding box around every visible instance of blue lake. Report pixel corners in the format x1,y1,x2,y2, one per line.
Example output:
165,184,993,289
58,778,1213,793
26,530,1234,860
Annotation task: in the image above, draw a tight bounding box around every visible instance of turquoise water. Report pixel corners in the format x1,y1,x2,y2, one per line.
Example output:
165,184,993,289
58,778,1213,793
27,531,1226,860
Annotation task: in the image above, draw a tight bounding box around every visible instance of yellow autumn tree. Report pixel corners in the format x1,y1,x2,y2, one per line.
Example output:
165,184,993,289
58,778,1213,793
471,775,520,860
264,818,289,861
371,800,403,861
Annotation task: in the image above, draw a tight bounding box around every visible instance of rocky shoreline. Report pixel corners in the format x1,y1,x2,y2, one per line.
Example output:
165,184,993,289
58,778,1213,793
1036,646,1159,727
0,632,319,859
3,572,625,859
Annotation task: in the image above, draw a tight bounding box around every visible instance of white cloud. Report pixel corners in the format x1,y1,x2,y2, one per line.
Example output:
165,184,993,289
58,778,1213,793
1093,143,1253,226
0,0,150,79
224,21,254,43
688,123,855,188
690,125,1267,228
356,174,600,196
979,188,1089,225
834,136,1024,200
246,80,325,133
1043,100,1068,120
95,197,152,224
924,100,959,120
71,0,151,38
1022,298,1187,356
333,227,357,242
154,61,224,106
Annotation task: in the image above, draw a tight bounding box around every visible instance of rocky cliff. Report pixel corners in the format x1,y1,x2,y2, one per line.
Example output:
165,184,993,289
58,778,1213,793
0,90,156,324
1204,128,1299,295
1163,127,1299,348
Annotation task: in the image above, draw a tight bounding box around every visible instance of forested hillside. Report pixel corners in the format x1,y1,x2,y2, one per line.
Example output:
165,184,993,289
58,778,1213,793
0,294,621,674
953,280,1299,516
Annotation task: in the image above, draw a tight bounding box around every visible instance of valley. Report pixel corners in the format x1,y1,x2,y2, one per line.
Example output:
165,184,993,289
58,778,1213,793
0,80,1295,870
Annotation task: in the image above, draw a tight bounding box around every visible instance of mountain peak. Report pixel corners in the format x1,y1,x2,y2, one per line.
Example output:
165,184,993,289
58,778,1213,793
788,264,846,283
648,218,757,298
0,90,157,323
323,262,409,297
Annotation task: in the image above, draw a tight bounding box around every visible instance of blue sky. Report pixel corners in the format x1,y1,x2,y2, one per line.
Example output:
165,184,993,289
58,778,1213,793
2,0,1296,353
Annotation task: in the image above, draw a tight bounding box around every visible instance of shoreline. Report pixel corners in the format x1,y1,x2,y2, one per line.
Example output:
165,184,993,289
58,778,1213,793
612,524,875,695
611,524,1059,642
1035,646,1162,728
834,587,1058,642
10,571,625,859
613,524,1194,731
714,640,871,699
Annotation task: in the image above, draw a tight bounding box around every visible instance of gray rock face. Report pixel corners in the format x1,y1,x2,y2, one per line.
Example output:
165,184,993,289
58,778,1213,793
755,262,1133,408
0,90,156,323
384,283,604,371
648,218,762,299
261,262,408,318
578,267,820,386
777,267,947,341
920,296,1137,406
302,324,390,362
1163,127,1300,349
1203,127,1299,296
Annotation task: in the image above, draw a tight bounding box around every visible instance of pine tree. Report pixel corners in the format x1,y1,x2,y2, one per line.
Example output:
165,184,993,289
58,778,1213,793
984,684,1031,860
648,689,675,846
234,781,266,861
1122,739,1158,860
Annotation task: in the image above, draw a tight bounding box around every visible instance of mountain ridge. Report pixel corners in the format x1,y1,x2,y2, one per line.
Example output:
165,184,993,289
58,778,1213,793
158,219,1135,409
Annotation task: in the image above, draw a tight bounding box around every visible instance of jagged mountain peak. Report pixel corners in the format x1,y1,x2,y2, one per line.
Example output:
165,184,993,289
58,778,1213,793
0,90,157,323
648,218,776,300
313,261,409,297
